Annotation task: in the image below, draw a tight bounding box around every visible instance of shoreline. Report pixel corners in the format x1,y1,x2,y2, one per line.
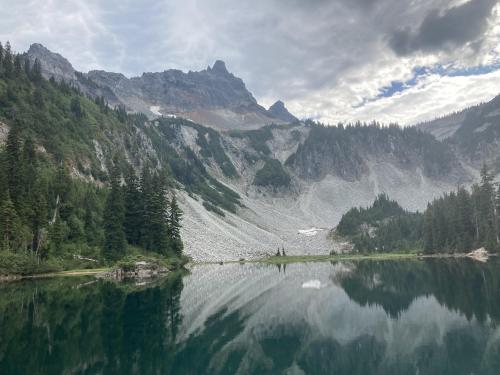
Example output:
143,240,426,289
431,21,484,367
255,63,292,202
1,251,496,281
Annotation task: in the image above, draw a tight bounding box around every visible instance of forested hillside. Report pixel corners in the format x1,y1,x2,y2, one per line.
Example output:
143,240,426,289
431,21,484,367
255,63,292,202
336,165,500,254
0,41,186,274
286,122,457,181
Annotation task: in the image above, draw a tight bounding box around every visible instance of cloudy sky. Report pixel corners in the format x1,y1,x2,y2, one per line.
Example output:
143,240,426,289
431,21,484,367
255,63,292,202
1,0,499,125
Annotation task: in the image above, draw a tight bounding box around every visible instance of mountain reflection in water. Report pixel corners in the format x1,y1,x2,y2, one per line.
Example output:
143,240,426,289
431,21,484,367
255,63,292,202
2,258,500,374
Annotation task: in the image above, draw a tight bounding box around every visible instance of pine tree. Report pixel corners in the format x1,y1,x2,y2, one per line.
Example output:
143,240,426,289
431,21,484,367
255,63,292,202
423,207,434,253
143,172,169,254
70,97,84,118
29,181,48,255
32,58,42,83
33,87,44,108
0,193,20,251
103,161,126,261
123,166,143,245
3,41,12,77
24,58,31,78
479,165,496,250
5,123,22,208
50,211,64,256
168,195,183,256
14,55,22,76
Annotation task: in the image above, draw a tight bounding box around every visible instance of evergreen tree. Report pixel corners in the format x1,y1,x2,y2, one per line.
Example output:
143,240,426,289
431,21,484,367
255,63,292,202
168,195,183,256
0,193,20,251
70,97,84,118
5,122,22,208
423,208,434,253
32,58,42,83
103,161,126,261
50,211,64,256
123,166,143,245
3,41,12,77
29,180,48,255
141,172,169,254
14,55,22,76
33,87,44,108
24,58,31,78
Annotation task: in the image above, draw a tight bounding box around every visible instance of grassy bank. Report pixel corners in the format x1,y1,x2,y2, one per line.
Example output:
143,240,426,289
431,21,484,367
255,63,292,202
0,246,189,280
255,251,496,264
256,252,420,264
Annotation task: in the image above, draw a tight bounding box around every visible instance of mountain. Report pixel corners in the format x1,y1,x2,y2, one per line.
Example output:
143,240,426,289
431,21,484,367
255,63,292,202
25,43,77,82
4,42,497,263
25,44,297,129
268,100,298,123
417,94,500,168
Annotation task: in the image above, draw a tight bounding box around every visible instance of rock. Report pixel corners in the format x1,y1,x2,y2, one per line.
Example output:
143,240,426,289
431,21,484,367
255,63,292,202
25,43,77,82
466,247,489,262
267,100,298,123
99,261,169,281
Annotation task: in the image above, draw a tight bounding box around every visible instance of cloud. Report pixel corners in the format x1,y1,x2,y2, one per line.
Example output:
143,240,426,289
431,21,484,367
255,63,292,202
388,0,497,56
0,0,499,125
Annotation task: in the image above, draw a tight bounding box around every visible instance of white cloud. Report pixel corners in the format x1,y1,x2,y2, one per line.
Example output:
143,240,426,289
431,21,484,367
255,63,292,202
0,0,499,124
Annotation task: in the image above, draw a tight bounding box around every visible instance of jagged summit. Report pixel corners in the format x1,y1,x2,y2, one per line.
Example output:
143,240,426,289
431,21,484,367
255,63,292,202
210,60,229,75
268,100,298,123
22,43,297,129
26,43,76,82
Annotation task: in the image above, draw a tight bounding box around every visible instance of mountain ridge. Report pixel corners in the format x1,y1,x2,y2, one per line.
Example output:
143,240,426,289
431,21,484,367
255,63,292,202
24,43,297,130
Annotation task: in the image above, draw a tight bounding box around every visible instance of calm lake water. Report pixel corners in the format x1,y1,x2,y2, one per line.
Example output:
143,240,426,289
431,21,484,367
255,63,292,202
2,258,500,374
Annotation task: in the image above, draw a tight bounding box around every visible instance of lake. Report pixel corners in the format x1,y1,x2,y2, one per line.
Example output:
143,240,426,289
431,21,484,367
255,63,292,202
2,258,500,374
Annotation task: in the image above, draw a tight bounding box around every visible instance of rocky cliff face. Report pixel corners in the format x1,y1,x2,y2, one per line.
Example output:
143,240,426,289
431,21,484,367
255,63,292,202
88,60,279,129
25,44,297,129
25,43,77,82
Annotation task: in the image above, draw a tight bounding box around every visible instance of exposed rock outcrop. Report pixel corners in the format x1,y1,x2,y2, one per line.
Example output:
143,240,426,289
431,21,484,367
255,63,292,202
24,43,297,129
268,100,298,123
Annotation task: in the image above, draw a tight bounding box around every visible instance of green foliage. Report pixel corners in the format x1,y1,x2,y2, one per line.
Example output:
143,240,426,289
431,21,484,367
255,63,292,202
337,194,405,236
254,158,291,188
103,160,126,261
423,165,500,253
0,251,62,275
337,194,423,252
339,165,500,254
0,41,189,274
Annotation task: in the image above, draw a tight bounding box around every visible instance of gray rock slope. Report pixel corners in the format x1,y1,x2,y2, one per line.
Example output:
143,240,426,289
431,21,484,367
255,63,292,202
175,122,477,262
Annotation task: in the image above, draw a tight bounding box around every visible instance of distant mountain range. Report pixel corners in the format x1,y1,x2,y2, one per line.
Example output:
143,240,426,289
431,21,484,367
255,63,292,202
25,43,297,129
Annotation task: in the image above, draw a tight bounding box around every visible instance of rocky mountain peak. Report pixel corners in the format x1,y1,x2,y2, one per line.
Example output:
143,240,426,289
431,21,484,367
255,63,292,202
268,100,298,123
26,43,76,82
211,60,229,75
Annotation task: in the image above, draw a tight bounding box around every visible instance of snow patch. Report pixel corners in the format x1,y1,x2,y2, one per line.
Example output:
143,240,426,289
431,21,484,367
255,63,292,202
302,280,322,289
150,105,162,116
298,228,324,237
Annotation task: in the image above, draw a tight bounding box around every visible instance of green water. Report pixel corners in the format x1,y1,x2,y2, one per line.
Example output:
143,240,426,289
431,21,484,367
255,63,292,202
2,258,500,374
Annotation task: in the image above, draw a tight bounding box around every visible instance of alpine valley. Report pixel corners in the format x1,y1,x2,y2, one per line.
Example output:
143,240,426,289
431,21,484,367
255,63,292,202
2,42,499,262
